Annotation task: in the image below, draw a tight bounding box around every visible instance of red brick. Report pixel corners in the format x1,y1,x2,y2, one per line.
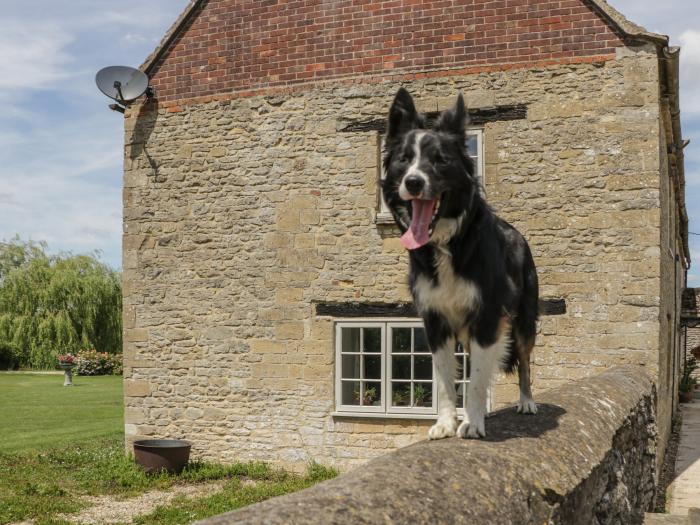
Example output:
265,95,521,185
146,0,625,103
445,33,466,42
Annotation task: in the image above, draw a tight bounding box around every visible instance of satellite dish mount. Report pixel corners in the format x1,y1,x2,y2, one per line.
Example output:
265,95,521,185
95,66,155,113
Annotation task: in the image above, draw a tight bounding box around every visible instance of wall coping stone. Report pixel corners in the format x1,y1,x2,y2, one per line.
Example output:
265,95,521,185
195,365,657,525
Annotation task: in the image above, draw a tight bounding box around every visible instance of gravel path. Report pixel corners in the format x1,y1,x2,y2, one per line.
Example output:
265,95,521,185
60,481,225,524
669,397,700,515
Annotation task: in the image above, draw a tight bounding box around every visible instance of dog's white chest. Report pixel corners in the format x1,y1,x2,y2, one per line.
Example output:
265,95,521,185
413,250,480,328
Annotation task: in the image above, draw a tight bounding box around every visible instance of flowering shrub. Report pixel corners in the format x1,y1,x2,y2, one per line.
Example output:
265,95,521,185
74,349,123,376
75,349,107,375
109,353,123,375
57,353,75,365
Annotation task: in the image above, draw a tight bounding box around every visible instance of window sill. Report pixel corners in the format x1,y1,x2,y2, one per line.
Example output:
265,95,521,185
331,411,467,421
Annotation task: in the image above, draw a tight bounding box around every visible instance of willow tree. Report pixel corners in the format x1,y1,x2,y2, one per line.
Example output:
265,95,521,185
0,239,122,369
0,236,47,282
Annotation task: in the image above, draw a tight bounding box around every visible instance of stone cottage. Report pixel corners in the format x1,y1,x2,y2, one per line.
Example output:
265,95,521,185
682,287,700,358
123,0,688,472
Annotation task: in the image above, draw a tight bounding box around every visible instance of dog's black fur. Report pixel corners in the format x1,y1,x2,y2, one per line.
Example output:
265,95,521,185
381,88,539,438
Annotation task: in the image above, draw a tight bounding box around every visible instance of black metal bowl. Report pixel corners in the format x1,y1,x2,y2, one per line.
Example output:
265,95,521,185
133,439,191,474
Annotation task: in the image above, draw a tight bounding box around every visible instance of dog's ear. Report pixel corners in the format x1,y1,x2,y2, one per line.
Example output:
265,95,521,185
435,93,468,137
387,88,422,140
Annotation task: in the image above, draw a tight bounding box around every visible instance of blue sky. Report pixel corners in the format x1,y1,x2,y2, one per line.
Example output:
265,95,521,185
0,0,698,285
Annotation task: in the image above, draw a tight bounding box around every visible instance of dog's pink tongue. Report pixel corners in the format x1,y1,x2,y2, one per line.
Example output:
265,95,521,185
400,199,436,250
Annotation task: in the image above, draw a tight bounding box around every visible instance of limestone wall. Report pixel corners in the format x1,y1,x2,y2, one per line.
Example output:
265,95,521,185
688,327,700,353
123,46,666,470
682,289,700,356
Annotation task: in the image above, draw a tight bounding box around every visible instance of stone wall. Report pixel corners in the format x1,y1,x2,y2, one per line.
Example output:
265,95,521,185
682,288,700,359
195,366,658,525
123,45,668,470
688,328,700,354
682,288,700,318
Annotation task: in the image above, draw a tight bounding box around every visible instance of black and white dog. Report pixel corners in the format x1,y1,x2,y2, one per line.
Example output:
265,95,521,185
381,88,539,439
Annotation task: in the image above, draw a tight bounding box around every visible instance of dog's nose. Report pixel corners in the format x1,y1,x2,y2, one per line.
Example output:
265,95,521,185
404,175,425,196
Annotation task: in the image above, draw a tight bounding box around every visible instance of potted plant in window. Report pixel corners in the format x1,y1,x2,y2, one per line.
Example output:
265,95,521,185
680,356,698,403
393,389,408,406
57,353,75,386
354,386,378,405
413,384,429,407
363,386,378,405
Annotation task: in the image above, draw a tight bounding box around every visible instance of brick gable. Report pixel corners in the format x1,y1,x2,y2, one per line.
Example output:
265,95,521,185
148,0,626,103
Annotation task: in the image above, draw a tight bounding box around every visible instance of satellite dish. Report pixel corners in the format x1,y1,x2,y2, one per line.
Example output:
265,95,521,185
95,66,153,112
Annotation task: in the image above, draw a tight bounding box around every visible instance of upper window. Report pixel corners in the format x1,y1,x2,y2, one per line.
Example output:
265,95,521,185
334,320,474,418
376,129,485,223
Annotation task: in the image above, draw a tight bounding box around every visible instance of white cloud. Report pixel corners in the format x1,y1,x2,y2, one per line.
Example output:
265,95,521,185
0,192,18,205
679,30,700,116
689,243,700,285
0,20,73,92
99,8,181,30
122,33,150,45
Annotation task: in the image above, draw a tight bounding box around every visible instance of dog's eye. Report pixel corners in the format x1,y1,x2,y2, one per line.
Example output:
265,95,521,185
399,154,410,163
436,155,451,165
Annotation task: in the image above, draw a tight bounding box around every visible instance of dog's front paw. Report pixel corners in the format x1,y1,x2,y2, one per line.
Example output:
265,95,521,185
517,397,537,414
457,419,485,439
428,418,457,440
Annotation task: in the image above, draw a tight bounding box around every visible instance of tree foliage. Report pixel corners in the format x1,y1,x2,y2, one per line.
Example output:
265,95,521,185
0,238,122,369
0,236,47,283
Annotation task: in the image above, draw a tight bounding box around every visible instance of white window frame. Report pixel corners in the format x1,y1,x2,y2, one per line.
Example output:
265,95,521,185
334,321,387,415
376,128,485,225
466,127,485,191
386,321,437,416
333,318,490,419
454,342,470,417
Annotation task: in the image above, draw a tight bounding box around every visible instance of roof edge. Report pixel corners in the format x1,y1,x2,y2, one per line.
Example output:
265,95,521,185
661,46,690,266
589,0,668,45
139,0,669,77
140,0,205,75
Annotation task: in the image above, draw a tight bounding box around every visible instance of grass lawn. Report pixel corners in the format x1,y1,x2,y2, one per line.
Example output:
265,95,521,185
0,373,123,453
0,373,337,525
